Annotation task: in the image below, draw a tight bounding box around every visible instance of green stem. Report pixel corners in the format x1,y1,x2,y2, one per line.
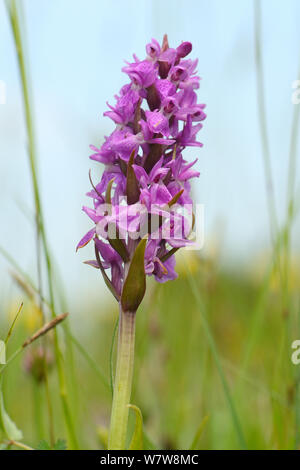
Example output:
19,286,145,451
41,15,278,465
33,382,45,441
6,440,34,451
109,317,119,396
108,306,136,450
43,355,55,447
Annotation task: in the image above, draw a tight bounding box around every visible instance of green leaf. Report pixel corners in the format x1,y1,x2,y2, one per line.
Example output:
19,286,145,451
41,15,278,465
189,415,209,450
128,404,143,450
108,237,129,263
0,341,6,365
133,98,142,132
36,438,66,450
36,440,51,450
160,247,179,263
5,303,23,344
126,151,140,205
104,177,131,262
0,386,23,441
53,438,67,450
94,243,119,301
118,158,127,176
144,143,162,173
167,188,184,207
121,238,147,313
105,178,115,205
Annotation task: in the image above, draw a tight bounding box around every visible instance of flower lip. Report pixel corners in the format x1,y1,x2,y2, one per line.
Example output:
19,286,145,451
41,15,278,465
170,66,188,83
146,38,161,59
122,60,157,88
162,96,178,116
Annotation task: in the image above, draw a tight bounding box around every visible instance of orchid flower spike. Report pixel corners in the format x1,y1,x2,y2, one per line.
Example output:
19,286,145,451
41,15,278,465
77,35,206,313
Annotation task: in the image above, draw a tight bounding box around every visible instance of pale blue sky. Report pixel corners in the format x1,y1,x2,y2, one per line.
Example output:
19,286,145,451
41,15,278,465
0,0,299,312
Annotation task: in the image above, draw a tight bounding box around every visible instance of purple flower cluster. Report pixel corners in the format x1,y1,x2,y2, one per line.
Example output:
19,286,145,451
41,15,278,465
77,35,206,294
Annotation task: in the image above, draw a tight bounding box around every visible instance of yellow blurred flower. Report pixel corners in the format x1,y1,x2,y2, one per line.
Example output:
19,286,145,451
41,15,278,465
250,253,300,292
176,250,200,277
8,300,43,333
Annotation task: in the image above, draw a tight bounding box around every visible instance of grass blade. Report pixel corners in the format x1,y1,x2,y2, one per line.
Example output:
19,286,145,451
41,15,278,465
186,266,247,449
189,415,209,450
5,0,78,448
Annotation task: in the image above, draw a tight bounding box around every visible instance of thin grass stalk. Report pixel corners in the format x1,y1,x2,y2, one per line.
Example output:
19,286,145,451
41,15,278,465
253,0,289,317
53,267,79,427
6,440,34,450
280,59,300,337
8,194,78,396
254,0,278,241
33,381,45,441
186,266,247,449
285,58,300,450
285,70,300,272
253,4,297,446
239,229,286,377
5,0,78,449
5,0,55,444
43,358,55,446
286,60,300,229
253,1,291,362
0,245,110,394
67,331,110,391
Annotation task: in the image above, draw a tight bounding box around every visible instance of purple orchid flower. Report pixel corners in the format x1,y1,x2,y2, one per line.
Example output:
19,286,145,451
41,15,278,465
132,157,169,188
176,115,204,148
104,85,140,125
122,59,157,88
146,38,161,60
78,35,206,292
145,110,170,137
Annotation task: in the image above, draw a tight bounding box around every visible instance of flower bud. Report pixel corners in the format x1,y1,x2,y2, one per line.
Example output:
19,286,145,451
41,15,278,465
23,346,54,383
176,41,192,59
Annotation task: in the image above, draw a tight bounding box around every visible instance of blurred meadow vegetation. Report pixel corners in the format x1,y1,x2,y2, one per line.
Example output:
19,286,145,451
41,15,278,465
1,249,300,450
1,0,300,451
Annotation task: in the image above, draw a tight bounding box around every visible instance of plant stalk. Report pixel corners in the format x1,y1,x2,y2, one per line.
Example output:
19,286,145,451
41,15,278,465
108,306,136,450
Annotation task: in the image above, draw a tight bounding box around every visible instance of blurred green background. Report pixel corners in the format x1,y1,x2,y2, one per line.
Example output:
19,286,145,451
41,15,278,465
1,248,299,449
0,0,300,450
